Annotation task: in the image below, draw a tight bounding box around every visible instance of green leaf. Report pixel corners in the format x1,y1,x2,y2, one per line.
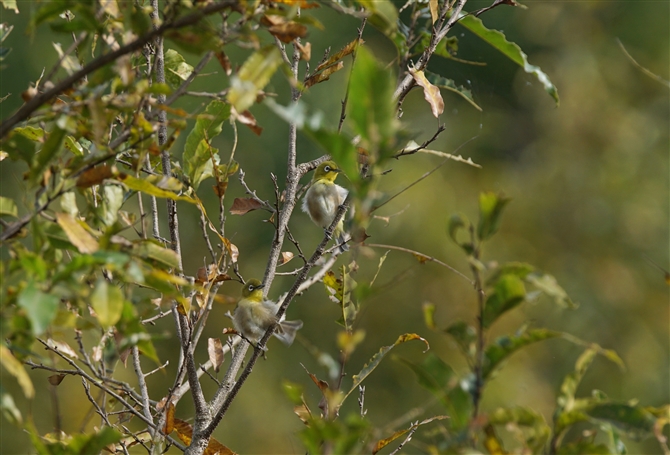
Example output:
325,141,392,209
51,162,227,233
399,353,457,411
1,131,36,162
348,46,399,161
0,387,22,425
132,240,181,270
18,281,59,336
486,261,535,285
586,403,657,440
0,345,34,399
0,196,17,217
557,441,611,455
477,191,510,241
342,334,429,409
482,274,526,328
483,328,561,379
117,173,195,203
0,1,18,13
556,348,598,415
456,12,559,105
91,279,124,328
227,46,282,113
425,70,482,111
30,127,66,183
527,272,578,309
488,407,550,453
183,100,230,190
445,321,477,360
447,212,473,254
355,0,397,38
164,49,194,89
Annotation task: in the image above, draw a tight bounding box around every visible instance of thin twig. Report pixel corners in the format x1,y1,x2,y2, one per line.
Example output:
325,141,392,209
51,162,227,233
338,18,367,133
366,243,472,284
132,346,155,436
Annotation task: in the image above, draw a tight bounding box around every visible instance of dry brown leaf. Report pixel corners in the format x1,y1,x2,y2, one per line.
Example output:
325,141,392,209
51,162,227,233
230,197,263,215
213,179,228,199
76,164,115,188
215,50,232,76
279,251,294,266
163,401,175,435
275,0,320,8
47,339,79,359
305,61,344,88
409,68,444,117
294,403,312,425
48,374,66,386
207,338,225,372
237,110,263,136
296,41,311,61
56,213,99,254
413,253,430,264
174,419,236,455
268,22,308,44
316,38,363,72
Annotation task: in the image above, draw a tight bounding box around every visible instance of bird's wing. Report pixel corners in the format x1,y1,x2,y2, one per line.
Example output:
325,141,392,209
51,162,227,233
336,184,348,204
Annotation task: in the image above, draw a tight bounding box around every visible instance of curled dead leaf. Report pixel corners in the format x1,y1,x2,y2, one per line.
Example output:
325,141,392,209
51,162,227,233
207,338,225,373
279,251,295,266
409,67,444,117
296,42,311,61
237,110,263,136
215,50,232,76
76,164,115,188
230,197,263,215
268,22,308,44
48,374,66,386
304,61,344,88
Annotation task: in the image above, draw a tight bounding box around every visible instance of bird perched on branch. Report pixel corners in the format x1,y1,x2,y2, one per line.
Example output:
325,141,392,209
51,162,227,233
302,160,350,252
233,278,303,346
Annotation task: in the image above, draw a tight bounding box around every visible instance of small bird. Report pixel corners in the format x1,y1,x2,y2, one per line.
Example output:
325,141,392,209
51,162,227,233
233,278,303,346
302,160,349,251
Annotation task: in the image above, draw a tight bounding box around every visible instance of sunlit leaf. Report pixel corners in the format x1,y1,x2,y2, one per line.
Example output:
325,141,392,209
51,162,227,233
183,100,231,190
267,21,308,43
117,173,195,203
1,1,18,13
0,389,22,425
91,278,124,328
477,191,511,241
316,38,363,73
527,272,578,309
227,46,283,113
0,196,17,217
429,0,439,24
55,212,99,254
173,418,237,454
164,49,194,88
456,12,559,105
133,240,181,270
356,0,397,37
0,344,34,398
422,302,436,330
409,68,444,117
488,406,551,453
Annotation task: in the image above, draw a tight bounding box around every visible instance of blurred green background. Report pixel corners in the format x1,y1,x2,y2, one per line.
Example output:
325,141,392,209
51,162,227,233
1,1,668,453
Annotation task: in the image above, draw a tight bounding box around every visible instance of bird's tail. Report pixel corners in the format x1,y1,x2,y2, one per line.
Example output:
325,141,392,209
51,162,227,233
335,220,349,252
274,319,304,346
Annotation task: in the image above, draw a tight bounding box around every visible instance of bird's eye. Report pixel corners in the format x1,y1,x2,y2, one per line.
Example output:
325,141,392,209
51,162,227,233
248,284,254,291
324,165,331,172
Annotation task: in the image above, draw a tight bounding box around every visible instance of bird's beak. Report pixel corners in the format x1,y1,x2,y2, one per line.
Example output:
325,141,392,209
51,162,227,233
254,284,265,290
333,168,342,173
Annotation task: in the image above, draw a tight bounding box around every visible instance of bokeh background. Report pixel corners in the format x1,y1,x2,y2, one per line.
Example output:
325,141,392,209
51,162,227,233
1,1,668,453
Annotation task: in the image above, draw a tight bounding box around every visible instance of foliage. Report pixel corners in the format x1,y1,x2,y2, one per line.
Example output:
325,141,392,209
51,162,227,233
0,0,667,454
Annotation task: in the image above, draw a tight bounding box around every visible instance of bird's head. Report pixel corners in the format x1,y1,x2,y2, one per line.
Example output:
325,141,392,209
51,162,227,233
313,160,342,183
242,278,264,301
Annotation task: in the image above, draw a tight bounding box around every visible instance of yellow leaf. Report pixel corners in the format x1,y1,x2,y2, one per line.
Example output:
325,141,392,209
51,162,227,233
56,213,99,253
429,0,439,24
0,345,34,398
409,68,444,117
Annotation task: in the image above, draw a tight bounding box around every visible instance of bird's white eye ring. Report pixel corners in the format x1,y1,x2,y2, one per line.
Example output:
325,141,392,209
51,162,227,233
248,284,254,291
324,165,331,172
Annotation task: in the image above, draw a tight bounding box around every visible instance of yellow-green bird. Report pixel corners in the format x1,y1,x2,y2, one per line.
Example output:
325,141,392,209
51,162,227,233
302,160,349,251
233,278,303,346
